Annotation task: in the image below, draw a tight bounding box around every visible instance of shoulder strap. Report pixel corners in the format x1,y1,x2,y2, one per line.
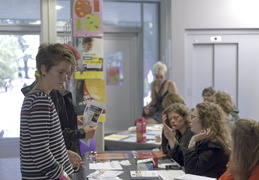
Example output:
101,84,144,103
158,80,167,96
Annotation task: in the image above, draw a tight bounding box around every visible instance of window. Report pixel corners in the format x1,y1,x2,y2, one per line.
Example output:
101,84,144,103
103,2,141,26
0,34,40,138
0,0,160,138
103,1,159,106
143,3,159,105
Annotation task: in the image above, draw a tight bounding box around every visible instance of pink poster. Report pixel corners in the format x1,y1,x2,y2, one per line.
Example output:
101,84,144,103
72,0,103,37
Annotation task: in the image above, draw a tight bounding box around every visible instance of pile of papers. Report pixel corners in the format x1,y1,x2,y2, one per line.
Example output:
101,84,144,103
87,170,124,180
130,170,160,179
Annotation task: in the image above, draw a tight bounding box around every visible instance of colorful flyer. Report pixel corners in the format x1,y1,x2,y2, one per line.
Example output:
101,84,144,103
106,51,124,85
75,79,106,122
73,0,103,37
74,37,104,79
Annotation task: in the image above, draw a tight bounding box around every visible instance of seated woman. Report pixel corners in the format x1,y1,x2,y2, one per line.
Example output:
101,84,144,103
162,103,194,154
202,86,216,102
219,118,259,180
161,93,187,153
164,102,231,179
214,90,239,130
202,87,239,120
143,61,177,124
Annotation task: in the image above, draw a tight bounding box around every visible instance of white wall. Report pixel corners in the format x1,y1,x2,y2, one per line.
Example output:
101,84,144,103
170,0,259,100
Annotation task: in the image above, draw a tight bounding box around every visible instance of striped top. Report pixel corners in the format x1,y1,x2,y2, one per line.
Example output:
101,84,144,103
20,90,73,179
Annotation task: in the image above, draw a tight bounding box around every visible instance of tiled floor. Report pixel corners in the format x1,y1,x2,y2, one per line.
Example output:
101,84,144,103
0,158,21,179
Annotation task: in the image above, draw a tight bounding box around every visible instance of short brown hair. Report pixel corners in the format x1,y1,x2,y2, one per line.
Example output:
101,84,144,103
36,43,75,75
202,87,216,96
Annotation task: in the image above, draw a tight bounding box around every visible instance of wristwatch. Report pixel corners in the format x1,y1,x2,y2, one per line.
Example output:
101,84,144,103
78,128,85,138
59,171,68,180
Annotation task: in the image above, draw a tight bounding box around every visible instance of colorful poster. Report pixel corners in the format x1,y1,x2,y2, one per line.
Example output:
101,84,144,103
106,51,123,85
73,0,103,37
74,37,104,79
75,79,106,122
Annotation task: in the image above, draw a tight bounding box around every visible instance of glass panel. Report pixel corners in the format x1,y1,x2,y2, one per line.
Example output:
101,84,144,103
0,0,71,26
0,0,40,24
0,34,39,138
143,3,159,106
103,2,141,26
57,0,71,26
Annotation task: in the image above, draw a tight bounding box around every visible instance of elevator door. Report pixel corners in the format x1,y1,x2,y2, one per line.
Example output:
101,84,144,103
190,43,237,106
186,32,259,120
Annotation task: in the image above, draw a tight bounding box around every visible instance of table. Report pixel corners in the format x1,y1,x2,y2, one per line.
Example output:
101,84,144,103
77,150,185,180
104,124,163,151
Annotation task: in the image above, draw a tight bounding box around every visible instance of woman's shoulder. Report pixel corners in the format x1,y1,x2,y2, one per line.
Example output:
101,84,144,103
165,80,177,92
151,81,156,87
25,90,51,103
165,80,175,85
250,165,259,180
198,139,223,149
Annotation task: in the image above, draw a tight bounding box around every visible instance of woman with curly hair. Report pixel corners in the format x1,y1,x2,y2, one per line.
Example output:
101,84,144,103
160,93,187,153
164,102,231,179
162,103,194,154
219,118,259,180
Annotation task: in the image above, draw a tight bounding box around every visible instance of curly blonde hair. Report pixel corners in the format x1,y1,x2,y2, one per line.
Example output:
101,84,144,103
153,61,167,76
196,102,231,154
214,90,234,114
230,118,259,180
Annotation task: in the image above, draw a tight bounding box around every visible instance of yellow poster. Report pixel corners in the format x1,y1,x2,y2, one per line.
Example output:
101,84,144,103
75,79,106,122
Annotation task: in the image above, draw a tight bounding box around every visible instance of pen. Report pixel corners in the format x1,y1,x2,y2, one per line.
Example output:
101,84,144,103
163,123,174,132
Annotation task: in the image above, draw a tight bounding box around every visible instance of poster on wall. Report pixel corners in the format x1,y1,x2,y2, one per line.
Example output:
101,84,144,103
106,51,123,86
74,37,104,79
72,0,103,37
75,79,106,123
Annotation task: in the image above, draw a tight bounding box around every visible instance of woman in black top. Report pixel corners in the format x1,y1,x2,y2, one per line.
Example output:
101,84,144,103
162,103,194,154
164,102,231,179
143,61,177,123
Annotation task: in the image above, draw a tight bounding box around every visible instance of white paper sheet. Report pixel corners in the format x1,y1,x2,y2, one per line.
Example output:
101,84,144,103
89,161,123,170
